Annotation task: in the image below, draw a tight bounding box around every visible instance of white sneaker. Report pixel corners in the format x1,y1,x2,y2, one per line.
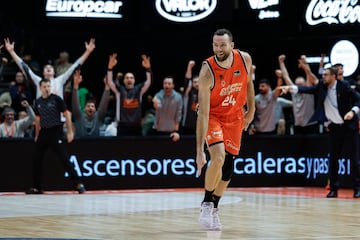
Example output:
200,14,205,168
211,208,222,231
199,202,214,228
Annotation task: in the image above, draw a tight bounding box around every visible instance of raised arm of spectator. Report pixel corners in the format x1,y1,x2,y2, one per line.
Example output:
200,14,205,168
140,54,152,96
20,100,35,126
97,76,111,121
106,53,119,94
71,69,83,122
298,55,319,86
4,38,41,88
79,38,96,65
318,53,326,76
184,60,196,97
275,69,283,87
278,54,294,86
106,53,120,122
3,38,34,78
3,38,23,69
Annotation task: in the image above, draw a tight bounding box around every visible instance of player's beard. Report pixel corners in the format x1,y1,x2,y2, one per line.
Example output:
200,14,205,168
216,52,229,62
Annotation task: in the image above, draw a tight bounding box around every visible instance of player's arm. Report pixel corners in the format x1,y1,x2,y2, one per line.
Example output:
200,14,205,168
196,62,212,176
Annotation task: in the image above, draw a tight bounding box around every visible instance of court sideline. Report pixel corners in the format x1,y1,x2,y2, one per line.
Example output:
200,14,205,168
1,187,359,240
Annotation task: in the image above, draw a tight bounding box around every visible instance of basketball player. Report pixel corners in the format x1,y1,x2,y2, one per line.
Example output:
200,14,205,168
196,28,255,230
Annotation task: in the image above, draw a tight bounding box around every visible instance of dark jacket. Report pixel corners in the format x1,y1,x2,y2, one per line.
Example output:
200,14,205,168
298,80,360,130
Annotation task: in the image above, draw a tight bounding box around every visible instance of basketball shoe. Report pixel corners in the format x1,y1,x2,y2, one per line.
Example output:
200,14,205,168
211,208,222,231
199,202,214,229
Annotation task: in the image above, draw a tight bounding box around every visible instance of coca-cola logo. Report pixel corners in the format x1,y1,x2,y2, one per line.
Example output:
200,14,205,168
306,0,360,25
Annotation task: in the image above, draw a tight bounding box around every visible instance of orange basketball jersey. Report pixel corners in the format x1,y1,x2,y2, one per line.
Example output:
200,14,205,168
205,49,248,118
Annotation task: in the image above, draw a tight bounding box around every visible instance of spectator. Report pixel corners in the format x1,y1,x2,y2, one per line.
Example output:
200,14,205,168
282,66,360,198
106,53,152,136
0,85,12,121
18,109,35,138
0,100,35,138
72,69,111,138
9,71,34,113
151,76,183,142
4,37,95,99
250,78,283,135
278,54,320,135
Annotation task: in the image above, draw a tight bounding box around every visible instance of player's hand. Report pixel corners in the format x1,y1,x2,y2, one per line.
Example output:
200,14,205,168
196,151,207,177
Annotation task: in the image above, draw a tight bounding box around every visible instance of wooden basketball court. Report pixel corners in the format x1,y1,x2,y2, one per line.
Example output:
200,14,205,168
1,187,359,239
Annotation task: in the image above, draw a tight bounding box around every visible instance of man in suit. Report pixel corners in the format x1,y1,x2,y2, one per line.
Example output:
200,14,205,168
282,66,360,198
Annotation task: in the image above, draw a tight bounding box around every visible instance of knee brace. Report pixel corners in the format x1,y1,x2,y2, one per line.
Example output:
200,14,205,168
222,153,235,181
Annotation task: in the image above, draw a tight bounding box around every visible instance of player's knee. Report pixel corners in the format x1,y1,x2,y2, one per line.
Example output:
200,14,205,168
222,153,235,181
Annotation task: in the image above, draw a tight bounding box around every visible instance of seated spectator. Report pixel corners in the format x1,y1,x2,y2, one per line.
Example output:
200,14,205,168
0,86,12,121
0,100,35,138
18,109,35,137
9,71,34,113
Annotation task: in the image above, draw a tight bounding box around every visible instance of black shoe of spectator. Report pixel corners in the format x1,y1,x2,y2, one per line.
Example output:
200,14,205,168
25,188,44,194
76,183,86,194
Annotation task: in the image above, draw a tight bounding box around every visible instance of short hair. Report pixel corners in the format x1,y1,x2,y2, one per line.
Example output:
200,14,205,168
39,78,50,86
332,63,343,68
2,107,15,116
214,28,233,42
325,67,338,77
258,78,271,86
86,99,97,106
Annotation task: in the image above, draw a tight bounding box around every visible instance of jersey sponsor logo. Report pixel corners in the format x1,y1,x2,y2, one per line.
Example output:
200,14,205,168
219,83,243,96
155,0,217,22
45,0,123,18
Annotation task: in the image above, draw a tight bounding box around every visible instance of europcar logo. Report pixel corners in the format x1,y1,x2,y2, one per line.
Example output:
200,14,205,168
45,0,123,18
155,0,217,23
